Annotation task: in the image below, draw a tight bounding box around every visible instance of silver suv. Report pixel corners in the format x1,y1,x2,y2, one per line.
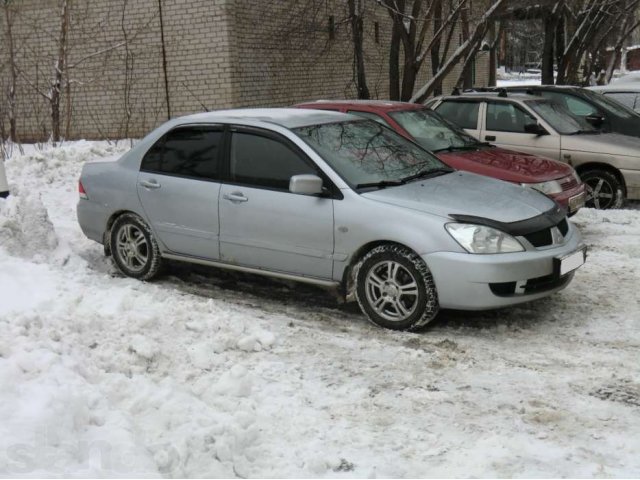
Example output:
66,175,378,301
430,92,640,209
77,109,586,331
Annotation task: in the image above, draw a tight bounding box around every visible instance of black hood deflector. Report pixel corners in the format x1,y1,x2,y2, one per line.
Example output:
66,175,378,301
449,205,566,236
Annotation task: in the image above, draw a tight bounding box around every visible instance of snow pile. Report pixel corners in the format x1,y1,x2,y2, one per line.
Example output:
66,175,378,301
1,141,639,477
0,192,57,261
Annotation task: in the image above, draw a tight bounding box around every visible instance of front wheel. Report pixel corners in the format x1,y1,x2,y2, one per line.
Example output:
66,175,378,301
355,244,439,331
110,213,163,280
581,168,624,209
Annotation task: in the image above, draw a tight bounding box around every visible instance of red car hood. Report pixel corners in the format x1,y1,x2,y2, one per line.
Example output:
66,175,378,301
437,147,572,183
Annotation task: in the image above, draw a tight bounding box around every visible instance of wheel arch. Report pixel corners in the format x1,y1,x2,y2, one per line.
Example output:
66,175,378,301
575,162,627,194
102,209,141,256
341,239,421,300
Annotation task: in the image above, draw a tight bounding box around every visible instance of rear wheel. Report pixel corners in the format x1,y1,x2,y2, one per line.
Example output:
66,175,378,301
355,244,439,331
110,213,163,280
581,168,624,209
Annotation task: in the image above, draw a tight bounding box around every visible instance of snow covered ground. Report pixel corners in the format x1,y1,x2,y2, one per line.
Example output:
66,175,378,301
1,141,639,477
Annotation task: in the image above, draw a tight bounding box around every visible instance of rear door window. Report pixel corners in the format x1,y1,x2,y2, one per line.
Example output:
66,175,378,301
434,101,480,129
141,127,223,181
486,102,537,133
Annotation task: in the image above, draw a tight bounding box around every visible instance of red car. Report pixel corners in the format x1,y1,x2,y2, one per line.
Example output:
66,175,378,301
295,100,586,214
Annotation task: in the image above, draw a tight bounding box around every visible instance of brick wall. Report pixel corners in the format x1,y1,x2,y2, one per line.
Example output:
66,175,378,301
0,0,491,141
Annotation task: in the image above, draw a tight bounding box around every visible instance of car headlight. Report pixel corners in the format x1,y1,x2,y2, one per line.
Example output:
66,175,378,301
445,223,524,254
571,169,582,184
521,180,563,195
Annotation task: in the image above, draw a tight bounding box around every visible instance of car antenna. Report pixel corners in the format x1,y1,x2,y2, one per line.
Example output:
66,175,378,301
497,88,508,98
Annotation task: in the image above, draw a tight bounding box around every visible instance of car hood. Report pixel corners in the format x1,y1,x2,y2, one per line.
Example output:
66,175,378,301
561,132,640,157
361,171,557,224
437,147,572,183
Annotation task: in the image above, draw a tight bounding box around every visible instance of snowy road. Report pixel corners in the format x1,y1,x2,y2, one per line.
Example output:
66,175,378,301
1,142,639,477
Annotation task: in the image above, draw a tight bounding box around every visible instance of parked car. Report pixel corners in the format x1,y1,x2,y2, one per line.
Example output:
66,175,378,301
611,71,640,84
296,100,585,214
0,159,8,198
497,85,640,139
430,91,640,209
77,108,586,331
588,84,640,114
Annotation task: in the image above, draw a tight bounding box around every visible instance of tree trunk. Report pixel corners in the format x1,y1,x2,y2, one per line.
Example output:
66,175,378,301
51,0,70,143
3,3,19,142
430,0,443,95
389,20,401,100
348,0,370,99
542,11,558,85
460,5,473,89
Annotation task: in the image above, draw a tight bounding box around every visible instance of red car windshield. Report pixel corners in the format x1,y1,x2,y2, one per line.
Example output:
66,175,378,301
389,108,481,152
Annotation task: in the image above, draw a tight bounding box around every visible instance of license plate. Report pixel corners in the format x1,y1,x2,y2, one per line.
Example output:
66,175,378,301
555,248,586,276
569,192,586,212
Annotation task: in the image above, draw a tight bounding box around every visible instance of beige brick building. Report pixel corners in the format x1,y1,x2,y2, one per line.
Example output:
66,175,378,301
0,0,490,141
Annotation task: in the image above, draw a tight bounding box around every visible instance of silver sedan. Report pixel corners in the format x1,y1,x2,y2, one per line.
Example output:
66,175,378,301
77,109,586,330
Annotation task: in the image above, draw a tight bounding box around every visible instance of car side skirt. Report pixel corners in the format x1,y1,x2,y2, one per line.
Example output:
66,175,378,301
162,252,341,288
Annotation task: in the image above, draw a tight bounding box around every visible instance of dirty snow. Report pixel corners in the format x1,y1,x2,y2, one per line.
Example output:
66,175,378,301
0,141,639,477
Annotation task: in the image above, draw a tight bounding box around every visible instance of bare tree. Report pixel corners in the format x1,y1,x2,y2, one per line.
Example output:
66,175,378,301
348,0,370,99
1,0,19,142
411,0,506,102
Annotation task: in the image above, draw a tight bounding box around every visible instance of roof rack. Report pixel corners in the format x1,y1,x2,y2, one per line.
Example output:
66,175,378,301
497,88,508,97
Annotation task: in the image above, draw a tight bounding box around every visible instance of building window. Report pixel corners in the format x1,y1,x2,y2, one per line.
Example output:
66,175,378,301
328,16,335,40
374,22,380,44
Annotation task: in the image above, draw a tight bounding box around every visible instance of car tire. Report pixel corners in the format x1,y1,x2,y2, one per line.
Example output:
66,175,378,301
581,168,624,209
355,244,439,331
110,213,163,280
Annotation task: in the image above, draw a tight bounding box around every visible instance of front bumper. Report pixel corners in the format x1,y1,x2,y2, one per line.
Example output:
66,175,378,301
423,223,585,310
621,168,640,200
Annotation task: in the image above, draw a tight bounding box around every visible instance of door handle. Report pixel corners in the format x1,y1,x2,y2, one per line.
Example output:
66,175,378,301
485,135,496,141
223,192,248,203
139,179,161,189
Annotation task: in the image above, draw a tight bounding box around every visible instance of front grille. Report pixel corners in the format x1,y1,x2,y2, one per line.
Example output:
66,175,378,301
560,175,578,191
557,218,568,236
524,228,552,247
522,218,569,248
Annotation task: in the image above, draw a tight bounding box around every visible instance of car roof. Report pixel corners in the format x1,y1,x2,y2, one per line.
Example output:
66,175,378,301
172,108,358,129
588,84,640,92
438,92,541,102
295,99,426,113
502,85,581,91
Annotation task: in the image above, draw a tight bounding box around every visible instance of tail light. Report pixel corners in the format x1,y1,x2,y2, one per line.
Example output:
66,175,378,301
79,180,88,199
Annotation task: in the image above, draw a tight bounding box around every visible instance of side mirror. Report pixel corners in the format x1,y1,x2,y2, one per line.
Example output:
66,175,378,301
585,114,604,127
524,123,548,136
289,174,324,195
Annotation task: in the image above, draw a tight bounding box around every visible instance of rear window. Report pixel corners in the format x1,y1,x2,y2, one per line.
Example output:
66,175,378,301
141,127,222,180
434,101,480,129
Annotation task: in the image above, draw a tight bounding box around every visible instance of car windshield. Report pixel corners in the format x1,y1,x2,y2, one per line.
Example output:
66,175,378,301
580,88,637,119
526,100,596,134
388,108,481,152
293,120,451,189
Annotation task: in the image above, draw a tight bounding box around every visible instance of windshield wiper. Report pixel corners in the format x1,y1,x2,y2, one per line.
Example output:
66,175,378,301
355,179,404,190
400,167,454,183
433,144,483,153
568,129,599,135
